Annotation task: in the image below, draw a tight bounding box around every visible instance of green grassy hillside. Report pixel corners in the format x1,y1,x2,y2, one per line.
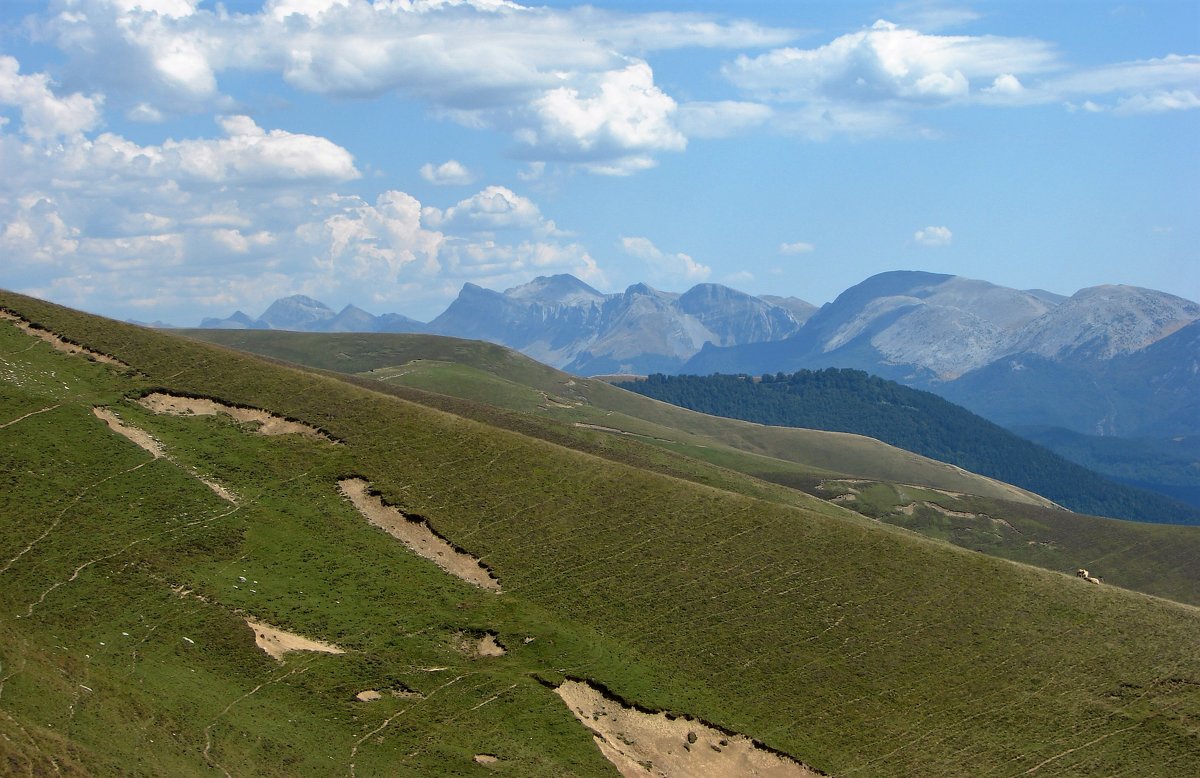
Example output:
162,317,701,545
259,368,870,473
184,328,1200,606
3,294,1199,776
182,329,1051,506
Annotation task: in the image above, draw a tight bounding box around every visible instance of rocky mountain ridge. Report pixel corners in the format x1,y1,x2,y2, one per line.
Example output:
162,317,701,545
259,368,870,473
202,275,815,375
197,270,1198,438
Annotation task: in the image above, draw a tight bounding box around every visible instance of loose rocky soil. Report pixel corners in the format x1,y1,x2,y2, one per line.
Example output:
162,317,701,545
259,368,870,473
339,478,501,592
244,618,345,661
0,310,128,367
138,392,334,441
556,680,820,778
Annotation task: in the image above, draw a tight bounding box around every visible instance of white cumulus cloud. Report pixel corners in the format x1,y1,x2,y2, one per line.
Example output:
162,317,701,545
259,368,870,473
0,56,103,139
36,0,785,171
55,115,361,185
419,159,476,185
724,20,1059,106
620,235,710,282
525,62,686,172
424,185,559,235
779,241,815,254
914,225,953,246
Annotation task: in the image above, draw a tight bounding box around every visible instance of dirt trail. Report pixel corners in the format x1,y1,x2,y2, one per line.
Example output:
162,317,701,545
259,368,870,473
0,404,60,430
0,310,128,367
138,393,334,441
244,619,345,661
339,478,501,592
556,680,820,778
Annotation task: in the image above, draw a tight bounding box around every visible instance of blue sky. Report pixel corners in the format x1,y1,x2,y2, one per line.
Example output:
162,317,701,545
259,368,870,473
0,0,1196,324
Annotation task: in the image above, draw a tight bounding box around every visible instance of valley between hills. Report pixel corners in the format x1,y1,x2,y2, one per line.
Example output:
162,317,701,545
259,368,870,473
3,289,1200,776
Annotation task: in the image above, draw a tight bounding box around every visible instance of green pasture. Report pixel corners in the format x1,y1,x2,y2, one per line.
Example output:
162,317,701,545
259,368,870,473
0,294,1196,776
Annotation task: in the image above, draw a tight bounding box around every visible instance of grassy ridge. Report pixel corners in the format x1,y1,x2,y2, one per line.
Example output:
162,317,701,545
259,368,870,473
186,328,1200,606
2,294,1199,775
183,329,1051,506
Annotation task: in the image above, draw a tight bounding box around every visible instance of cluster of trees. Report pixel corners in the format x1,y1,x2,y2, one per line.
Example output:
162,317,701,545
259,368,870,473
620,369,1200,525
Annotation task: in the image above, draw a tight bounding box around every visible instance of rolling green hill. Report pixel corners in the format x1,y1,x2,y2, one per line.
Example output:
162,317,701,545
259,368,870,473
616,370,1200,524
3,294,1199,776
182,329,1053,507
183,328,1200,607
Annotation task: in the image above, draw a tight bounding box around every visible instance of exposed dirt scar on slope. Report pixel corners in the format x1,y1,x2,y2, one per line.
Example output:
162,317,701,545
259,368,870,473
244,618,345,662
338,478,502,592
923,502,982,519
456,632,506,658
0,310,129,367
137,392,337,442
92,407,166,459
556,680,822,778
92,406,238,504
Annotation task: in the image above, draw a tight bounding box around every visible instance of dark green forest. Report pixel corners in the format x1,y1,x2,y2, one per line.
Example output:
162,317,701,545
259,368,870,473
618,369,1200,525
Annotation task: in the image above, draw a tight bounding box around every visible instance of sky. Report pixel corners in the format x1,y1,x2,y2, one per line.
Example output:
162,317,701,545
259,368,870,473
0,0,1196,325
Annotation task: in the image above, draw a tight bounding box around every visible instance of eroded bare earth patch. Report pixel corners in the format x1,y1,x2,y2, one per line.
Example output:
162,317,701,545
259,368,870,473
245,618,345,662
92,406,165,459
138,393,335,441
92,406,238,504
556,680,820,778
923,502,979,519
1,309,128,367
339,478,501,592
456,632,506,658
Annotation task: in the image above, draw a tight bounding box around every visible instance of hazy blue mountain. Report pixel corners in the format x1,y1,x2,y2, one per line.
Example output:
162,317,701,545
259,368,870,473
429,274,807,374
196,271,1196,440
200,296,426,333
685,270,1057,380
258,295,337,331
943,318,1200,438
198,310,267,329
759,294,819,323
683,272,1198,438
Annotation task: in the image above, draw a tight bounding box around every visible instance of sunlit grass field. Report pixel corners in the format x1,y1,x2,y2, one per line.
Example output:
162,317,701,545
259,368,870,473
2,292,1198,776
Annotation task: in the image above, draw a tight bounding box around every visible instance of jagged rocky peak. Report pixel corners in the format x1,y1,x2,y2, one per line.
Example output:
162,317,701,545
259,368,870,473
624,282,672,299
258,295,337,331
759,295,818,323
504,274,606,306
677,283,806,345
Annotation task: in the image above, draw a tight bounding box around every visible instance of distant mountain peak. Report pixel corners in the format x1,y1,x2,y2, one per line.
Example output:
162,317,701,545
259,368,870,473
1012,283,1200,360
504,274,605,305
625,282,659,297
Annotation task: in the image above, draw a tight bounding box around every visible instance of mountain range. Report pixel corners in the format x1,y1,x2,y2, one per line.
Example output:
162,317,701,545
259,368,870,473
201,274,817,375
199,270,1199,440
684,272,1199,439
